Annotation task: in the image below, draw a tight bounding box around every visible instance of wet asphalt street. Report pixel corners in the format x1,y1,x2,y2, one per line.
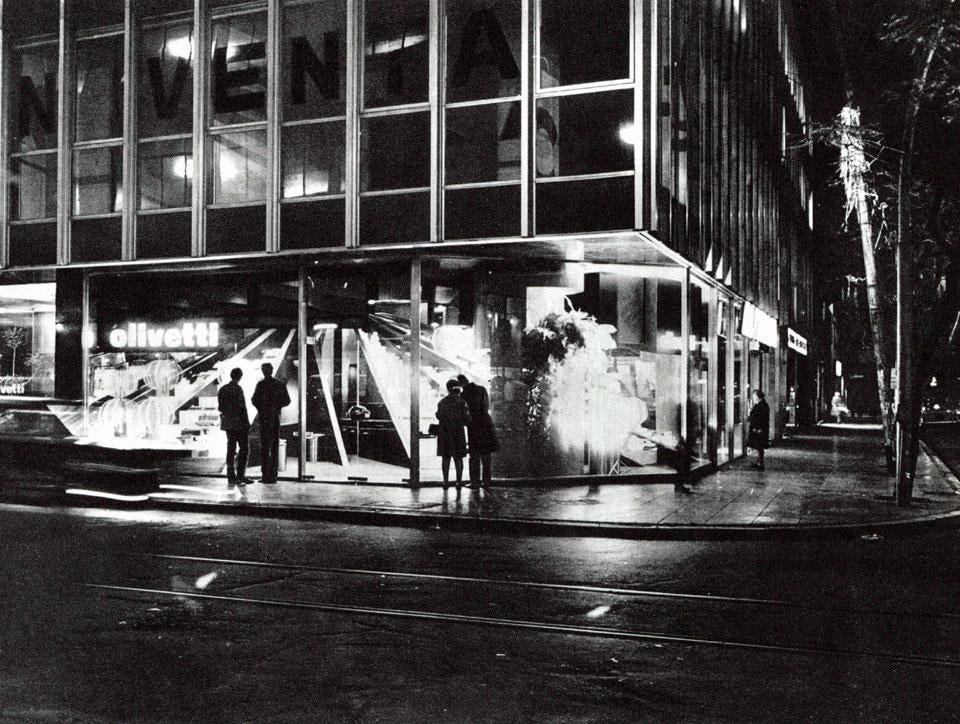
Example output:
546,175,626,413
2,501,960,722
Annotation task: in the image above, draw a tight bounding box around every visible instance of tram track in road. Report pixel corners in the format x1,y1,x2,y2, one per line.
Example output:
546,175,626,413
78,551,960,670
137,552,960,623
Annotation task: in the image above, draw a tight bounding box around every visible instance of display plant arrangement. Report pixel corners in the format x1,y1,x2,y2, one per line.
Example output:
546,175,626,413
521,308,630,476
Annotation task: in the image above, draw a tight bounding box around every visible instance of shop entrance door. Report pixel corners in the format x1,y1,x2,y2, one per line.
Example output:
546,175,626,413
302,266,412,484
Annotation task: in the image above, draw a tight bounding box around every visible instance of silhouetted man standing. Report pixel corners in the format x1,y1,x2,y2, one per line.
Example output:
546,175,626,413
252,362,290,484
218,367,251,486
457,374,499,488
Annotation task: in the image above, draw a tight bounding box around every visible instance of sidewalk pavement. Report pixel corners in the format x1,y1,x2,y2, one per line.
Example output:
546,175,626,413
11,423,955,540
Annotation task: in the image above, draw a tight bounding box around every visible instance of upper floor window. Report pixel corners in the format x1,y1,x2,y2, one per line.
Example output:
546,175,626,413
364,0,429,108
538,0,630,89
75,34,124,142
139,21,194,138
445,0,521,103
209,12,268,127
282,0,346,122
10,44,58,154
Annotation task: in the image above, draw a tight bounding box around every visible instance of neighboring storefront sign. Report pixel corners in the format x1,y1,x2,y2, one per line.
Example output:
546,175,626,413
787,327,808,355
104,321,221,350
740,302,779,347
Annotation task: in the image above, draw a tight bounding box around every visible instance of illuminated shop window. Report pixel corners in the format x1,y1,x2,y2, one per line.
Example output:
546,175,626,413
85,275,300,481
302,265,412,483
419,260,684,482
0,283,57,398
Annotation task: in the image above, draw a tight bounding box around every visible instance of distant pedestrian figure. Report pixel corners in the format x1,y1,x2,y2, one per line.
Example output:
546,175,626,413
252,362,291,484
218,367,251,485
436,379,471,493
747,389,770,470
457,374,499,488
830,391,849,423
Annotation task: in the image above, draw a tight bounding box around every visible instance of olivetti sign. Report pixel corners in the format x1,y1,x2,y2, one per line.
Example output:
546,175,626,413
18,10,518,134
106,321,221,351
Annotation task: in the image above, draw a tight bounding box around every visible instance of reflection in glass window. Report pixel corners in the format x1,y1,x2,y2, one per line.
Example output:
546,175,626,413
282,0,346,121
75,35,124,142
11,154,57,220
360,112,430,191
539,0,629,88
0,282,57,397
139,22,194,138
418,262,684,481
282,122,345,198
446,101,520,184
445,0,521,103
209,13,267,127
73,146,122,216
85,275,299,480
10,45,58,153
536,90,633,177
364,0,429,107
209,130,267,205
139,138,193,210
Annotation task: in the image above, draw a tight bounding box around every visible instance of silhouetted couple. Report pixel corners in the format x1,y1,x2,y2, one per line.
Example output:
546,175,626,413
435,374,499,493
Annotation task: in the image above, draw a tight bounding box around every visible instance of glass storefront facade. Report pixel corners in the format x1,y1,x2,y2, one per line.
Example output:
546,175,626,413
76,249,737,483
0,0,821,486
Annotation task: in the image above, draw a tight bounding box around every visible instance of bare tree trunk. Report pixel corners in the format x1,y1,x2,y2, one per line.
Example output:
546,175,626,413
839,106,895,467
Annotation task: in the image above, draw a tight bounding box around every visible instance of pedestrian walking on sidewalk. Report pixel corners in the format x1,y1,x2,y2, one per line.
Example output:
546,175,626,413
747,389,770,470
252,362,290,484
436,379,471,493
457,374,499,488
218,367,252,485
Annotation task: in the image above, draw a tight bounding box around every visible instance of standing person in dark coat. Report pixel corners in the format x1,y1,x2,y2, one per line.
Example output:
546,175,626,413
436,379,471,493
251,362,291,484
218,367,251,486
457,374,499,488
746,389,770,470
